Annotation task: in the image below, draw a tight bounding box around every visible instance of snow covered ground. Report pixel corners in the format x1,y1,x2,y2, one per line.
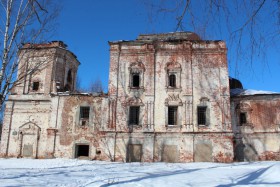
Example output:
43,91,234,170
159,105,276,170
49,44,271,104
0,159,280,187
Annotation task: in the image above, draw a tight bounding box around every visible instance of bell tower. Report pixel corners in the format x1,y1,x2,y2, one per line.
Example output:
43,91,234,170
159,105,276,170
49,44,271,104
0,41,80,158
13,41,80,95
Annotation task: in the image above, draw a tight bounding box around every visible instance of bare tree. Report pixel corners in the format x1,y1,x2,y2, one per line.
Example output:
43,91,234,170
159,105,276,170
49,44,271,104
0,0,59,111
142,0,280,75
75,75,85,93
88,78,104,93
76,77,104,94
0,103,3,140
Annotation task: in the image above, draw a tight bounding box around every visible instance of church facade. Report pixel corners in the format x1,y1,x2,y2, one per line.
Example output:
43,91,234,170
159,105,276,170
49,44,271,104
0,32,279,162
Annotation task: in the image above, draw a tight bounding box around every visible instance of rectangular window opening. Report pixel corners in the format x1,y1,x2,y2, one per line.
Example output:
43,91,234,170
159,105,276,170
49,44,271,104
80,107,90,119
197,106,207,125
240,113,247,125
169,74,176,88
168,106,178,125
32,82,39,91
132,74,140,87
129,106,140,125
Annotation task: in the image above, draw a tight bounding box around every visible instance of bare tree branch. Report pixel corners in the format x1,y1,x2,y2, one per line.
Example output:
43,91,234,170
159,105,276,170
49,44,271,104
143,0,279,78
232,0,267,34
0,0,60,110
175,0,190,31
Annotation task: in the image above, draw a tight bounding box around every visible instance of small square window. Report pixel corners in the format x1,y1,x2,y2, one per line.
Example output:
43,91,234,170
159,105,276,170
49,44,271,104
80,107,90,119
239,113,246,125
169,74,176,87
168,106,178,125
81,120,87,126
32,82,40,91
132,74,140,87
197,106,207,125
129,106,140,125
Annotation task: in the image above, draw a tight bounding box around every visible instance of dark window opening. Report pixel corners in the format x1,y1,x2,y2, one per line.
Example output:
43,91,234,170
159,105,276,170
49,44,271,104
32,82,39,91
197,106,207,125
75,145,89,158
129,106,140,125
67,70,72,83
81,120,87,126
132,74,140,87
168,106,178,125
169,74,176,87
65,70,72,92
240,113,247,125
80,107,90,119
64,84,70,92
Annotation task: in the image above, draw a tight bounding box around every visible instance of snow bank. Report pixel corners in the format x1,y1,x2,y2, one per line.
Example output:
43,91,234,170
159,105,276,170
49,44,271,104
0,159,279,186
0,158,93,169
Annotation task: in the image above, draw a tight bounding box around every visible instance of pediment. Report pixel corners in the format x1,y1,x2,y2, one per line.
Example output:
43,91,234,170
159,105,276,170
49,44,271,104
126,96,144,106
165,94,182,106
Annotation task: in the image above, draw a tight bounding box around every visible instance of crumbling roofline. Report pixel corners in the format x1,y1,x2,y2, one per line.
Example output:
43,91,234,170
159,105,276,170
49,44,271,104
113,131,234,135
19,47,80,65
231,94,280,99
22,41,67,48
108,40,224,45
51,92,108,97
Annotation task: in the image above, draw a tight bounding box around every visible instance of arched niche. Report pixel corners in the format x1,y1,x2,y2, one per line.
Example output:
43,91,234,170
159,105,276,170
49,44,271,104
18,122,41,158
126,96,144,106
64,69,72,91
165,62,182,91
128,62,145,91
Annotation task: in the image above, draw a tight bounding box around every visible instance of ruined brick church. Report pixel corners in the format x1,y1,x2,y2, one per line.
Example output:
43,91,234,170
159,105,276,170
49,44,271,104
1,32,279,162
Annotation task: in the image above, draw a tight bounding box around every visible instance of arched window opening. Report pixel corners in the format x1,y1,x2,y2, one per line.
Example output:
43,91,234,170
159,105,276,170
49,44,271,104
239,112,247,125
65,69,72,92
67,70,72,84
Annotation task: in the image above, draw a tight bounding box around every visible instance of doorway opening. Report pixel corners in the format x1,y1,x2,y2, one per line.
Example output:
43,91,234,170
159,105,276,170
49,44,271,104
75,144,89,158
127,144,142,162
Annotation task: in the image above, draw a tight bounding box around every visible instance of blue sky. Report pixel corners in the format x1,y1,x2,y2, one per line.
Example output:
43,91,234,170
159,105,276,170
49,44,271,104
52,0,280,92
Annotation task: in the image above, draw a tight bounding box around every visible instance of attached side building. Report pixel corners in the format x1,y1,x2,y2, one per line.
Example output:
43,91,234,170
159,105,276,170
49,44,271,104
230,88,280,161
